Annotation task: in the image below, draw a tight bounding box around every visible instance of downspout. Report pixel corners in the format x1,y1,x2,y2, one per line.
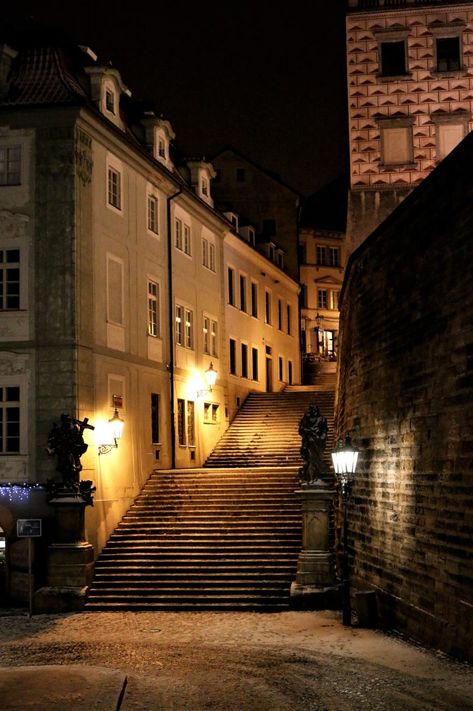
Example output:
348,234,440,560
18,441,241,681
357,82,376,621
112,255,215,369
166,186,182,469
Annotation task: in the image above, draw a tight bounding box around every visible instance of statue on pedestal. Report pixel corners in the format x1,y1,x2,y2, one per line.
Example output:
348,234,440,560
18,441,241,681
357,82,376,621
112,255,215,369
298,404,328,486
46,414,96,504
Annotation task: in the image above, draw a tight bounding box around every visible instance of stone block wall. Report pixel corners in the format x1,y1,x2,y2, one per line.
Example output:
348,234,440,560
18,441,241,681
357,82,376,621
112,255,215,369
336,133,473,661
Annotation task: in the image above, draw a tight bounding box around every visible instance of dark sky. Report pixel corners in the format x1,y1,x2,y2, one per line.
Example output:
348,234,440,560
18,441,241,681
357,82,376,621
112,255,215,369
5,2,348,197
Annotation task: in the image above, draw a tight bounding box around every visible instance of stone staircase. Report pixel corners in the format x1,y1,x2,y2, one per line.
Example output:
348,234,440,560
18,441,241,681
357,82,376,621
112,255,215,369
86,387,336,611
85,468,301,611
204,389,335,468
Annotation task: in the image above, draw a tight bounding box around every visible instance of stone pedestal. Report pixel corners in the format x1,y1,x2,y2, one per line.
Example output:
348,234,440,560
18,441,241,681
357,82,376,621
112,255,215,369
34,490,94,613
290,484,340,609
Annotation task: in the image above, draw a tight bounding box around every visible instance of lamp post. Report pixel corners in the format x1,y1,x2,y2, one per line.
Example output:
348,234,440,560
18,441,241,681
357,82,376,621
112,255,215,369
331,434,359,626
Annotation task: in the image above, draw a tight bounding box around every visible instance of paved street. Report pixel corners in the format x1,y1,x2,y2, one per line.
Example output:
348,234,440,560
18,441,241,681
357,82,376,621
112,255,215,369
0,610,472,710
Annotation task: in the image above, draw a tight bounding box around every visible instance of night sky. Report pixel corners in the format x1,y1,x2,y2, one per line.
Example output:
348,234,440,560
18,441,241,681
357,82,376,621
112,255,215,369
5,2,348,197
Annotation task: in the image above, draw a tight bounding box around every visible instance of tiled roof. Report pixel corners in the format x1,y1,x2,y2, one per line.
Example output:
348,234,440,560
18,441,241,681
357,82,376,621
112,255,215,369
3,46,87,106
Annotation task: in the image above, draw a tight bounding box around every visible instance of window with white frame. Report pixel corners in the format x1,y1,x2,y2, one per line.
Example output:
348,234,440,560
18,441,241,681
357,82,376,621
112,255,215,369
317,245,340,267
185,308,193,348
107,166,121,210
147,194,159,234
147,280,160,337
202,238,216,272
203,316,218,357
201,176,209,196
0,385,21,453
0,249,20,310
175,218,183,251
107,256,124,325
317,289,328,310
0,145,21,186
183,224,191,256
175,305,183,346
204,402,219,423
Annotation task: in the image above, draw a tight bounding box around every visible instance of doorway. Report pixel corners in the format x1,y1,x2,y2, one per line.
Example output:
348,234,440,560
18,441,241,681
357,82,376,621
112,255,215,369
265,346,273,392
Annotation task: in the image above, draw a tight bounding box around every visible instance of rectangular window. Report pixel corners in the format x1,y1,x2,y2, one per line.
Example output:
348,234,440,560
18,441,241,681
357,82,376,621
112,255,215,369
107,167,121,209
265,291,272,324
187,400,195,446
252,347,258,381
0,386,20,453
107,256,123,325
0,249,20,310
317,289,328,310
437,122,464,159
105,89,115,113
175,304,183,346
151,393,160,444
228,267,235,306
184,224,191,255
278,356,284,382
316,246,326,266
251,282,258,318
300,284,307,308
210,319,218,357
212,403,219,423
328,247,339,267
381,125,413,165
201,177,209,196
288,360,293,385
147,280,160,337
380,40,406,77
278,299,283,330
332,291,340,311
229,338,237,375
147,195,159,234
436,36,461,72
209,243,216,272
0,145,21,186
241,343,248,378
203,316,210,354
177,398,186,446
158,138,166,158
240,274,247,312
203,402,219,423
185,308,193,349
287,304,292,335
175,218,183,250
202,239,216,271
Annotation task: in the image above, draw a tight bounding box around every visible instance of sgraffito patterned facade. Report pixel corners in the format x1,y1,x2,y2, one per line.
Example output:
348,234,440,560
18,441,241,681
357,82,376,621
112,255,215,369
347,0,473,247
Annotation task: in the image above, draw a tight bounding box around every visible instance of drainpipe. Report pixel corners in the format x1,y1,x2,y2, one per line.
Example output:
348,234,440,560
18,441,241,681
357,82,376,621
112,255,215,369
166,186,182,469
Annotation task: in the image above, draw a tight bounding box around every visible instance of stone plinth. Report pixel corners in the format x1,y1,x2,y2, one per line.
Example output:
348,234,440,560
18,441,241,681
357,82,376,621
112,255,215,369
34,490,94,612
291,484,339,609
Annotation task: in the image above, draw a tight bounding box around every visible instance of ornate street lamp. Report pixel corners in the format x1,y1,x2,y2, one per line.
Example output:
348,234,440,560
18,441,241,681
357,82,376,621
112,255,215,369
197,362,217,398
98,407,125,455
332,433,359,626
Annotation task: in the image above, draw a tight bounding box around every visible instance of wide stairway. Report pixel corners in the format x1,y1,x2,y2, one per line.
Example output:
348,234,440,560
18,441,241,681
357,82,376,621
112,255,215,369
204,388,335,468
85,467,301,611
86,387,335,611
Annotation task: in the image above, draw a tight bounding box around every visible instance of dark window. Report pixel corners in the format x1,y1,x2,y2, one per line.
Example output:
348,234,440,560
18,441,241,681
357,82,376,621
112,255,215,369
265,291,271,324
252,347,258,381
236,168,245,182
279,356,283,381
151,393,160,444
0,145,21,186
105,89,115,114
251,282,258,317
300,284,308,308
187,401,195,446
287,304,292,335
240,274,247,312
177,398,185,446
278,299,283,330
241,343,248,378
0,386,20,453
288,361,293,385
436,37,461,72
380,41,406,76
228,267,235,306
229,338,237,375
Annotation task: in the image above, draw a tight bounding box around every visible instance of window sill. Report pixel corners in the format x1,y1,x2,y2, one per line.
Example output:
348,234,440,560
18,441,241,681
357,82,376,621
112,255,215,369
380,162,417,170
377,72,411,82
431,69,466,78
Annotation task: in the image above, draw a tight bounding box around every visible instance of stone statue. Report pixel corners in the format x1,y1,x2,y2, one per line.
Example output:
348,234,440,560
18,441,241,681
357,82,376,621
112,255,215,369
298,404,328,485
46,414,94,488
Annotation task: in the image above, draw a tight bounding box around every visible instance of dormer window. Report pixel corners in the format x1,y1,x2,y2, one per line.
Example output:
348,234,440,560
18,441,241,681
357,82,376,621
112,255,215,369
158,138,166,159
248,227,255,246
105,88,115,114
202,177,209,196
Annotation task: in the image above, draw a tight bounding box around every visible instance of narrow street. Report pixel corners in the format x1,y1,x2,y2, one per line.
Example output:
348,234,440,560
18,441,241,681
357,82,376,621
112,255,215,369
1,610,472,710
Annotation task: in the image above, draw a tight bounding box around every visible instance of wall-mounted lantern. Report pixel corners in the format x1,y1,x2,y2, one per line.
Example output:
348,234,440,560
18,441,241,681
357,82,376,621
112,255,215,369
332,433,359,626
98,397,125,455
197,362,217,398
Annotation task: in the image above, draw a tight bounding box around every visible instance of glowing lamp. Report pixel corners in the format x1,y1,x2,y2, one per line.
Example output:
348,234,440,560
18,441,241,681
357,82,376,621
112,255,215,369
98,408,125,455
197,362,218,398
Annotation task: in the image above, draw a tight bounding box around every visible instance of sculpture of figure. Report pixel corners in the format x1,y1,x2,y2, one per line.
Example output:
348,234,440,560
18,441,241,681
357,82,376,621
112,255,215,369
298,404,328,485
46,414,94,487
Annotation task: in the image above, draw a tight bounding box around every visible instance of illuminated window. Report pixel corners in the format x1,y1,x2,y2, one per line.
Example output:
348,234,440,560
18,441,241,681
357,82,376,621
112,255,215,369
203,316,217,356
203,402,220,423
184,308,193,349
0,145,21,185
147,195,159,234
175,304,183,345
331,290,340,311
147,280,160,337
0,249,20,310
107,167,121,209
0,386,20,453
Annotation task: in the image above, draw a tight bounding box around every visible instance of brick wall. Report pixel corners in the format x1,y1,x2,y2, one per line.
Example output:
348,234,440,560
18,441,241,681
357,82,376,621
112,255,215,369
337,132,473,661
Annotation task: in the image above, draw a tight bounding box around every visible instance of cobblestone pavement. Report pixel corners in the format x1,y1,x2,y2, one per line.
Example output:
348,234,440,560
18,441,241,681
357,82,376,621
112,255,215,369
0,610,472,710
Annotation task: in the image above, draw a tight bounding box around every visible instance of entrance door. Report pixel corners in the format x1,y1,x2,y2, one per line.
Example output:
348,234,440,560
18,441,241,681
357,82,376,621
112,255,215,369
265,357,273,392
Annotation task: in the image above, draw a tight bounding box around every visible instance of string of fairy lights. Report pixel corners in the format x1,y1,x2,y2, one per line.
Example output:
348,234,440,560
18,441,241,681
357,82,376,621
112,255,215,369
0,483,46,502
